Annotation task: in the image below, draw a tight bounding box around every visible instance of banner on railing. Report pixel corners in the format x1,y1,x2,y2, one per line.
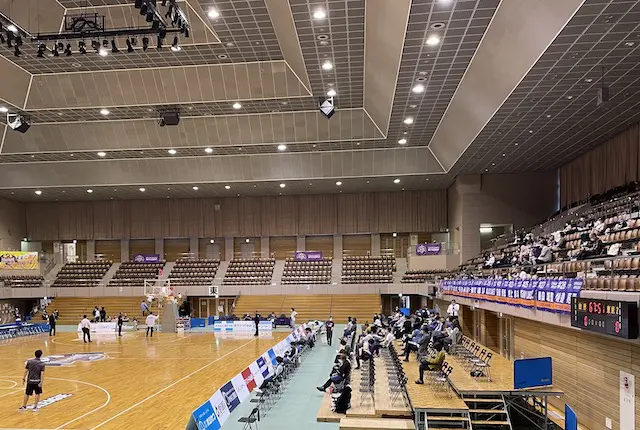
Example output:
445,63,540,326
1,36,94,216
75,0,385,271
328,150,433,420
0,251,39,270
132,254,161,263
416,243,441,255
440,278,582,313
294,251,323,261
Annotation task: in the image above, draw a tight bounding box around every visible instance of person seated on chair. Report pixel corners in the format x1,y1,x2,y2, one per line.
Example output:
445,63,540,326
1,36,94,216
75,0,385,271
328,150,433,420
254,356,285,394
414,342,446,384
404,325,430,362
317,353,351,392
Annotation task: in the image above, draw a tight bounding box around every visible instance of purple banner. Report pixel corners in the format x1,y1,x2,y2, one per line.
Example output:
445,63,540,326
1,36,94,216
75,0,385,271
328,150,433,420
416,243,441,255
294,251,323,261
133,254,161,263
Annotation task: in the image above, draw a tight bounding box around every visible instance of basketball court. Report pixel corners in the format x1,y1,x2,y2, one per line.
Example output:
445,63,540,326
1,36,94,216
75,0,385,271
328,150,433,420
0,330,288,430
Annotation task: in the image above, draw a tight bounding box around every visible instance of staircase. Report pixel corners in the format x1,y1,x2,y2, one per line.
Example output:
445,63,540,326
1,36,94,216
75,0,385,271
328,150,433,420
463,394,512,430
271,260,286,285
159,261,175,285
102,263,120,286
425,410,471,429
44,263,64,284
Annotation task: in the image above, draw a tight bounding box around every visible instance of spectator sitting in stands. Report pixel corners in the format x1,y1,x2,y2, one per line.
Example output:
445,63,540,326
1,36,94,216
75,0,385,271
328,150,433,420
414,342,446,384
317,352,351,392
551,231,566,251
403,325,429,362
592,217,607,235
576,232,604,260
483,253,496,269
536,240,553,264
518,241,531,265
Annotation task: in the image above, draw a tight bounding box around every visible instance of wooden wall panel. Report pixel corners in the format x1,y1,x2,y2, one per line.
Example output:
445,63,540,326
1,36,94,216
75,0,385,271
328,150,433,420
164,238,190,261
484,311,499,352
297,195,337,235
269,236,296,259
343,234,372,256
515,318,640,430
461,305,473,338
129,239,155,260
306,235,334,258
233,237,261,258
95,240,121,262
198,238,224,260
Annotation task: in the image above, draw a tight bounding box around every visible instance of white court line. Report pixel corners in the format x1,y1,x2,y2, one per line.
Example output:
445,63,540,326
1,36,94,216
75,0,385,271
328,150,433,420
0,379,18,389
90,337,258,430
0,388,21,398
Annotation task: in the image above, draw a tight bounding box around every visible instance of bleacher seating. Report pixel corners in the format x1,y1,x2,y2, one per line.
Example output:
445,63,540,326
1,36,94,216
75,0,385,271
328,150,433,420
223,258,275,285
342,255,396,284
0,275,44,288
109,261,166,288
401,270,447,283
282,258,332,284
52,261,112,288
168,258,220,286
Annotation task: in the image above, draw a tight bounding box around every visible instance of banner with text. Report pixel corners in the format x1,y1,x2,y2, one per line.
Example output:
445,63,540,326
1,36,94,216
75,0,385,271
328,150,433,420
0,251,39,270
416,243,441,255
440,278,582,313
294,251,323,261
133,254,161,263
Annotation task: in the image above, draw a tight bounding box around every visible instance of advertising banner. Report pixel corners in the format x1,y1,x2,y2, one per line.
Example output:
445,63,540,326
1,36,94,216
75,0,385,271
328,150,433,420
249,361,264,387
208,391,230,426
132,254,161,263
213,321,233,332
220,381,240,413
76,322,135,333
416,243,441,255
231,373,251,403
192,399,221,430
0,251,39,270
294,251,323,261
242,367,257,393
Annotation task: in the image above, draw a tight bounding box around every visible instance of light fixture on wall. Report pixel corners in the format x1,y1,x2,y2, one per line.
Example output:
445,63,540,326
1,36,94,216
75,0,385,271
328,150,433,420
479,226,493,234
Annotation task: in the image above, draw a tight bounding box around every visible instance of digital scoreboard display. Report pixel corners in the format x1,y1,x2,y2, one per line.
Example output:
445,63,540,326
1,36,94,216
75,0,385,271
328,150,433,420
571,297,638,339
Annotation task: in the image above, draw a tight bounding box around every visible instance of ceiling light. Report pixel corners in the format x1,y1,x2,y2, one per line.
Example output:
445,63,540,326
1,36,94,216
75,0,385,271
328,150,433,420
100,109,110,115
232,102,242,110
398,138,407,145
502,153,506,157
625,41,635,47
412,84,425,93
403,117,414,125
277,144,287,151
192,186,199,190
584,78,593,83
204,147,213,154
209,239,215,244
321,61,333,70
426,35,441,46
245,238,250,243
392,232,397,237
393,178,400,184
529,130,533,133
208,8,220,18
327,89,336,97
313,9,326,19
168,149,177,155
546,114,552,118
171,36,181,51
87,189,93,193
336,181,342,186
566,95,573,100
97,151,106,157
35,190,42,195
98,47,108,56
0,106,7,113
139,188,146,192
225,185,231,190
279,183,286,188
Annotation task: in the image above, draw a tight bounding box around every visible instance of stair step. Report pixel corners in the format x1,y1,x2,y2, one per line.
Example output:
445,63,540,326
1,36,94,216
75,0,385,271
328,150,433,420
428,416,468,421
464,398,504,403
471,420,510,425
470,409,507,414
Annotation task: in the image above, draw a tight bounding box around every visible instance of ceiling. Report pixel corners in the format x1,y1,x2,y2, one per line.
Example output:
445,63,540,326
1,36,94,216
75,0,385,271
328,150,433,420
0,0,638,202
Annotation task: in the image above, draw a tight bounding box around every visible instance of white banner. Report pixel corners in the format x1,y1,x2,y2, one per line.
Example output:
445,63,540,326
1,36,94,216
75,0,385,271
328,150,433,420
76,322,135,333
620,370,635,430
213,320,273,332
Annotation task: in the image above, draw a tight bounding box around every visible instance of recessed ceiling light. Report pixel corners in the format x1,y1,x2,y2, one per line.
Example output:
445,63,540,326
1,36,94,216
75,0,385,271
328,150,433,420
502,153,506,157
426,35,441,46
321,61,333,70
327,89,336,97
98,48,108,56
139,187,146,192
168,149,177,155
277,144,287,151
232,102,242,110
584,78,593,83
225,185,231,190
336,181,342,186
208,8,220,18
485,168,489,172
514,142,519,146
97,151,106,157
403,117,414,125
100,109,110,115
313,9,326,19
492,162,496,166
398,138,407,145
192,186,199,190
625,41,635,47
529,130,533,133
0,106,8,113
546,114,552,118
566,95,573,100
412,84,425,94
393,178,400,184
204,147,213,154
35,190,42,195
87,189,93,193
279,183,286,188
409,104,417,108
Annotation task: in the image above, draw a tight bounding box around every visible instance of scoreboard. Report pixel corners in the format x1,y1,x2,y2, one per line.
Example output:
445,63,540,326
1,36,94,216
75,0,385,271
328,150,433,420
570,297,638,339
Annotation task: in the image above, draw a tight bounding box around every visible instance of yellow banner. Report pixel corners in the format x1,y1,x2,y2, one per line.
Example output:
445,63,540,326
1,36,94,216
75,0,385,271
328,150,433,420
0,251,39,270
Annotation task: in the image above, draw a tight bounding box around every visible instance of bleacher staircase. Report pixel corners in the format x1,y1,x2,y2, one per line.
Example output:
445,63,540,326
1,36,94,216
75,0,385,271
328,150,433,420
463,394,512,430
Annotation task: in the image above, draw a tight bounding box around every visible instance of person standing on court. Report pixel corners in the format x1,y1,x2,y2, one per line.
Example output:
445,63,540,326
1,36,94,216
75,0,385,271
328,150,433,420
290,308,298,329
141,300,149,316
48,312,56,337
253,311,261,337
100,306,107,322
19,349,45,412
325,316,335,346
145,312,159,337
80,314,91,343
117,312,124,337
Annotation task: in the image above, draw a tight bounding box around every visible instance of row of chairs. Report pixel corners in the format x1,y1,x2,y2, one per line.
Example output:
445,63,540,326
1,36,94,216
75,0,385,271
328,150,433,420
383,343,409,405
452,336,493,381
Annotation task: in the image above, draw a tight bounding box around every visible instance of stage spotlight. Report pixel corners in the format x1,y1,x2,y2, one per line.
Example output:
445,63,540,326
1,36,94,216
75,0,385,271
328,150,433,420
102,39,108,48
56,42,63,51
78,41,86,54
111,39,119,53
170,36,180,51
52,45,59,57
140,1,148,15
13,45,21,57
157,35,162,50
146,11,154,23
64,43,72,56
134,0,143,8
91,40,100,52
126,38,134,52
36,44,46,58
142,36,149,51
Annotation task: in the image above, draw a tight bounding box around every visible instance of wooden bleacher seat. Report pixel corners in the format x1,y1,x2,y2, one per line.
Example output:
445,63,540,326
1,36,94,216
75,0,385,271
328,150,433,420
339,417,414,430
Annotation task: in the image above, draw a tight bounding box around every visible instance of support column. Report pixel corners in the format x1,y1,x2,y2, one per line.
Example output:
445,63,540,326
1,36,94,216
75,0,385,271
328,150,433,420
296,236,305,251
155,238,164,258
371,233,381,256
261,237,270,258
190,237,199,258
225,237,234,261
86,240,96,260
121,239,129,262
333,234,342,259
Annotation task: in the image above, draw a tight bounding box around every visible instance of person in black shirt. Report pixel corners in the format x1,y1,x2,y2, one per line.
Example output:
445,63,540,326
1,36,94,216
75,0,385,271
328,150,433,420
117,313,124,337
325,316,335,346
100,307,107,322
254,311,261,337
317,353,351,392
20,350,45,412
48,313,56,336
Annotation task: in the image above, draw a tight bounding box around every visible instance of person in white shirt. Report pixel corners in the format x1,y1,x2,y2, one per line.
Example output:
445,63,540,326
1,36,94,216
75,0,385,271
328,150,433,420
536,240,553,264
289,308,297,329
145,313,159,337
446,300,459,318
80,315,91,343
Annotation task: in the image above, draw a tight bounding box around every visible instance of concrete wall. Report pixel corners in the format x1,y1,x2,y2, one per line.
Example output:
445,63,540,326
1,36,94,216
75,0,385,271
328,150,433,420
0,198,26,251
448,172,556,262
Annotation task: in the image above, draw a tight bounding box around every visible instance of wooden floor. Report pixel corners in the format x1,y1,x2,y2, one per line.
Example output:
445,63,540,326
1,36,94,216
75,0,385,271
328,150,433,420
0,330,288,430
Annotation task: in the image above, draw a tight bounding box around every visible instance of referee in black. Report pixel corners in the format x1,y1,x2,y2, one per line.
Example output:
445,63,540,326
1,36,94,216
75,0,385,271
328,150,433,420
325,316,335,346
48,312,56,336
254,311,261,337
117,312,124,337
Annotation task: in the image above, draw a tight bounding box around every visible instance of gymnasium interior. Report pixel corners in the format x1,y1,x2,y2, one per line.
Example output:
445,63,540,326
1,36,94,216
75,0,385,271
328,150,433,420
0,0,639,429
